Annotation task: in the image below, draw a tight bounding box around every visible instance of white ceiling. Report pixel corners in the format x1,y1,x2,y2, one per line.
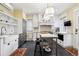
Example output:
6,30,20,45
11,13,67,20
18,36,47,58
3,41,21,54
11,3,76,15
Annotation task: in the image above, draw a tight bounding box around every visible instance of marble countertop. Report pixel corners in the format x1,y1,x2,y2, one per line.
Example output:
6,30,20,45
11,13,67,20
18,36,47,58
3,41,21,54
40,33,58,38
57,32,73,34
0,34,18,38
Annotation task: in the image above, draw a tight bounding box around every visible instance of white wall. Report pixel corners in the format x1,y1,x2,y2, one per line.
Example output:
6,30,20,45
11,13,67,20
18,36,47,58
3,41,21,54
17,19,23,34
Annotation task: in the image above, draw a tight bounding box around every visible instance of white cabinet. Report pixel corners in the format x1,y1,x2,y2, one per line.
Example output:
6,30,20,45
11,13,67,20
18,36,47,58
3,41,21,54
73,34,79,49
0,11,18,35
57,33,72,48
0,38,4,55
0,11,18,56
3,41,13,56
63,34,72,47
0,35,18,56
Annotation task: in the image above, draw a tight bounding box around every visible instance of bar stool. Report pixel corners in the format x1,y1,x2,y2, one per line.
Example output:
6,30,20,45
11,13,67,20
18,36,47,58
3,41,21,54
34,38,40,56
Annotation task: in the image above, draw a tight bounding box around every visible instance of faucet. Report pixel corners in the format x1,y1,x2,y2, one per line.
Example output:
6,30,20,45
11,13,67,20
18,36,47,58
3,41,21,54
1,26,6,35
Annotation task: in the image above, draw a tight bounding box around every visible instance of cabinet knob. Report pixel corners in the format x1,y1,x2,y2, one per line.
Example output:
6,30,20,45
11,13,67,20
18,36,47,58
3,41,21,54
15,40,17,41
8,43,10,45
6,21,8,23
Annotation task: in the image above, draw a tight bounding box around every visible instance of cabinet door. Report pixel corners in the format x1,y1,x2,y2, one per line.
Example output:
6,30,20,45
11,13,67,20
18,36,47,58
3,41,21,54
0,38,4,55
3,41,12,56
3,39,18,56
14,38,18,50
0,39,1,55
73,31,78,49
10,40,17,55
63,34,72,47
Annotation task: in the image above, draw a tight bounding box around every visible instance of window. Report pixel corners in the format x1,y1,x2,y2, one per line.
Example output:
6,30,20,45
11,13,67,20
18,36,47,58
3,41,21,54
27,19,33,32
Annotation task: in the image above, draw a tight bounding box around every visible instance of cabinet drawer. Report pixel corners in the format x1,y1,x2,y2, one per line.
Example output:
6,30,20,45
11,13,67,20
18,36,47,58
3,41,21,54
4,35,18,44
3,38,18,56
14,39,18,49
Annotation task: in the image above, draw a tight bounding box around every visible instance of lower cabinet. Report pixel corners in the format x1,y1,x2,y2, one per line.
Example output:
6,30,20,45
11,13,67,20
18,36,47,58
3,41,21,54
13,39,18,51
57,34,72,48
3,41,13,56
63,34,72,47
0,36,18,56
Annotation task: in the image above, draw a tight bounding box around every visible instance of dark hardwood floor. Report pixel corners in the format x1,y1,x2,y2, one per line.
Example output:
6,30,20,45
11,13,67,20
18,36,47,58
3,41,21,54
19,40,72,56
19,41,36,56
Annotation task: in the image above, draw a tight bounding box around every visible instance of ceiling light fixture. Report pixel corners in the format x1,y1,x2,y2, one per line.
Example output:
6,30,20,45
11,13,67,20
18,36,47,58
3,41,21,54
45,7,54,16
43,4,55,20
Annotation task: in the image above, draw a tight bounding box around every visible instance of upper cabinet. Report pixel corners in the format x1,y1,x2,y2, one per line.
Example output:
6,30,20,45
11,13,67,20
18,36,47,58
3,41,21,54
0,11,17,24
33,14,39,27
0,11,18,35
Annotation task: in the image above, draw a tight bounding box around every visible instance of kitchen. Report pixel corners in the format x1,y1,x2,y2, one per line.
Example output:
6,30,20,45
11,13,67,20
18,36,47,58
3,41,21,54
0,3,79,56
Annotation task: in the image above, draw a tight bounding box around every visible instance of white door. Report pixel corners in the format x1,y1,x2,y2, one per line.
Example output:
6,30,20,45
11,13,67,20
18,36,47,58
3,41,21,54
74,10,79,55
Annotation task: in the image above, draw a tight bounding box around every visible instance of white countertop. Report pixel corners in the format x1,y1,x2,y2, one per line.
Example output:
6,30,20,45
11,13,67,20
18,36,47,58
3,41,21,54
58,32,67,34
0,34,19,44
40,33,58,38
0,34,18,38
58,32,73,34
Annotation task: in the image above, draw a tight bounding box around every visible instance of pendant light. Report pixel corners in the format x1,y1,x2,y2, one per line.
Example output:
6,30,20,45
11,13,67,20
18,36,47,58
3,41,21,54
43,4,55,20
45,7,54,16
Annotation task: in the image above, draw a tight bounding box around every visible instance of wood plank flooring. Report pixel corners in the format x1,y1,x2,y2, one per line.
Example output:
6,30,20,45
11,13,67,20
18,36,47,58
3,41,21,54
65,47,78,56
